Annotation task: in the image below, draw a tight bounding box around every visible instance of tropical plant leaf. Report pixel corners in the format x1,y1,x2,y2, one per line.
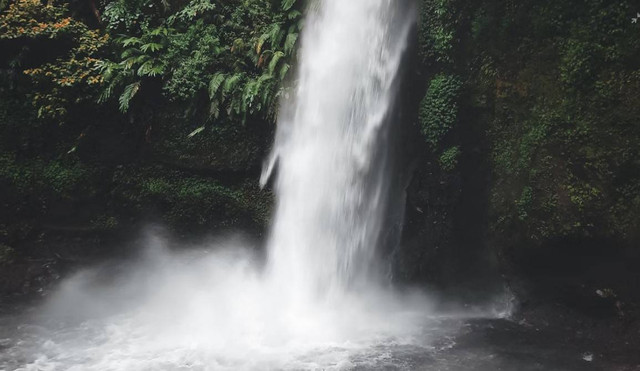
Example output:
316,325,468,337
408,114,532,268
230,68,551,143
208,73,226,99
281,0,297,11
222,73,244,98
140,42,164,53
269,51,285,75
121,37,142,47
278,63,290,81
283,32,298,55
118,81,141,112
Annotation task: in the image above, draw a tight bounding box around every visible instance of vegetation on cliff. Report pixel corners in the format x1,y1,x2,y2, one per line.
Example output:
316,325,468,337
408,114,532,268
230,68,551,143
0,0,302,267
416,0,639,252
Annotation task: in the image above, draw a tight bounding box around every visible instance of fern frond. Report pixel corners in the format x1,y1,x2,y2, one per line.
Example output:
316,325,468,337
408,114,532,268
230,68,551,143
255,74,274,110
278,63,290,81
98,83,114,104
243,79,259,109
121,37,142,47
283,32,298,55
208,73,226,99
256,33,269,55
222,73,244,99
257,50,273,68
287,10,302,20
209,100,220,120
281,0,297,11
269,51,285,75
267,24,284,48
119,81,141,112
137,61,164,77
140,42,164,53
148,27,170,36
121,48,142,59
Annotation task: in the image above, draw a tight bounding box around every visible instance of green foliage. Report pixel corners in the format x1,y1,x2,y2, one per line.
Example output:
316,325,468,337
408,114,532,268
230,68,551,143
471,0,640,244
97,0,302,123
559,39,602,88
439,146,461,171
515,186,533,221
113,166,272,227
0,0,292,262
0,154,93,199
419,73,462,148
97,25,171,111
0,0,107,120
418,0,458,65
90,215,119,231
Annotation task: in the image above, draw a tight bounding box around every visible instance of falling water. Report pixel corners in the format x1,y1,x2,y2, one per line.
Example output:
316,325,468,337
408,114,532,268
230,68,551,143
263,0,414,301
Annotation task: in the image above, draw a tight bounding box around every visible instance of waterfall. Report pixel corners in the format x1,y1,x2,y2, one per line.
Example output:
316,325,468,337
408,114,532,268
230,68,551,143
264,0,414,300
4,3,440,371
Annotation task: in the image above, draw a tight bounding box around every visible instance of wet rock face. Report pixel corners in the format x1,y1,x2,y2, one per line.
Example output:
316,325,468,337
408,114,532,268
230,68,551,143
0,259,58,296
388,18,501,294
504,238,640,319
392,0,640,311
395,158,460,285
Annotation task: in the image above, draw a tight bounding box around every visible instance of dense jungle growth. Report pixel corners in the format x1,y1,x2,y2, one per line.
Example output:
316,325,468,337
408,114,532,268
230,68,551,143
401,0,640,308
0,0,302,280
1,0,639,309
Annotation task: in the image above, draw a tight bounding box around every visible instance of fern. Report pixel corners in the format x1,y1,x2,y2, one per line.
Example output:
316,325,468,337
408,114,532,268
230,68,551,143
278,63,290,81
140,42,164,53
222,73,244,98
267,24,284,48
96,0,301,123
268,51,285,75
208,73,226,99
119,81,141,112
283,32,298,55
243,80,259,109
287,10,302,20
281,0,297,11
137,61,164,77
256,74,274,108
208,100,220,120
121,37,142,47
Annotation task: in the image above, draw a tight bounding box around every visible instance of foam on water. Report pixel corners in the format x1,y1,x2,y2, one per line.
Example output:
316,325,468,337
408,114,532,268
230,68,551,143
4,234,438,371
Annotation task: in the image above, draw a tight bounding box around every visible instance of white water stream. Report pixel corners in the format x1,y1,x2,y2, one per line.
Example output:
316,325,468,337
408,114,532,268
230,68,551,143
0,1,509,370
263,0,413,308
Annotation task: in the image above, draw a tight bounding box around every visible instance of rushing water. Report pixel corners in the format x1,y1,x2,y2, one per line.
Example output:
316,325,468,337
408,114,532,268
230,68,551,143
262,0,413,307
0,1,516,370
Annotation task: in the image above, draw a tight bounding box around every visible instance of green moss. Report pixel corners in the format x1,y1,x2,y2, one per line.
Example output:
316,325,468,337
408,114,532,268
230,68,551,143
474,0,640,245
419,74,462,148
42,161,91,197
515,187,533,221
90,215,119,231
150,115,269,172
418,0,458,65
0,155,94,199
439,146,461,171
113,166,272,229
559,39,602,88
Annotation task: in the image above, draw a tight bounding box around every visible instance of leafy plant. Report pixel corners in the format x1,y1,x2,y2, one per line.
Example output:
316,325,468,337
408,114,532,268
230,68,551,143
96,0,303,125
439,146,461,171
0,0,107,120
419,73,462,148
